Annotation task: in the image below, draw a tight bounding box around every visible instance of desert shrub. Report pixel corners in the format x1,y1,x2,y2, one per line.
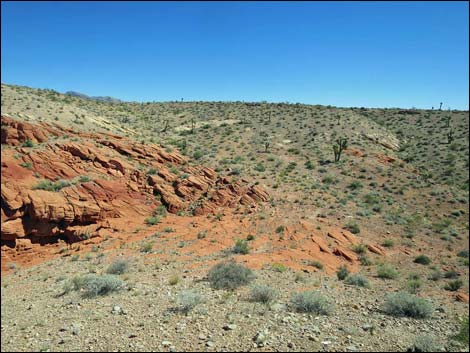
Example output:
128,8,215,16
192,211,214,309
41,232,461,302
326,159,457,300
457,249,469,258
444,270,459,279
33,179,71,192
453,317,469,345
106,258,130,275
168,275,180,285
408,335,441,352
344,221,360,234
336,265,349,280
176,290,203,314
232,239,249,254
345,274,370,288
290,291,333,315
406,279,423,294
414,255,431,265
347,181,363,190
428,270,442,281
22,139,34,147
444,279,463,291
66,274,123,298
383,292,433,319
359,255,373,266
271,263,287,273
208,262,254,290
248,284,278,304
145,216,160,225
382,239,394,248
309,260,324,270
140,242,153,253
377,264,399,279
78,175,91,183
352,244,367,254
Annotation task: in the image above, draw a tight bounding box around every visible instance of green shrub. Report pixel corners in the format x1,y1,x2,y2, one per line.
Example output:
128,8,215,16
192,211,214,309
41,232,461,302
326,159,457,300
176,290,203,314
65,274,123,298
140,242,153,253
271,263,287,273
359,255,373,266
309,260,324,270
457,250,469,258
169,275,180,285
344,222,360,234
33,179,72,192
20,161,33,169
22,139,34,147
377,264,399,279
414,255,431,265
408,335,441,352
248,284,278,304
336,265,349,280
106,259,130,275
232,239,249,254
208,262,254,290
291,291,333,315
406,279,423,294
352,244,367,254
383,292,433,319
345,274,370,288
444,279,463,291
347,181,363,190
444,270,459,279
453,317,469,345
382,239,394,248
428,270,442,281
145,216,160,225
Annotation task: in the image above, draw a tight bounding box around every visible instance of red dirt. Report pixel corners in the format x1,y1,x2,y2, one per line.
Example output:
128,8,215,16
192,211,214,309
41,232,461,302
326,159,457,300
1,116,386,275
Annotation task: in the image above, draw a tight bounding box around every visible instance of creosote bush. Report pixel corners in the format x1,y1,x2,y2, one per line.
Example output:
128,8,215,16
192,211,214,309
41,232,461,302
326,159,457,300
248,284,278,304
208,261,254,290
291,291,333,315
64,274,123,298
383,292,433,319
345,274,370,288
414,255,431,265
377,264,399,279
232,239,249,254
337,265,349,280
176,290,204,314
106,258,130,275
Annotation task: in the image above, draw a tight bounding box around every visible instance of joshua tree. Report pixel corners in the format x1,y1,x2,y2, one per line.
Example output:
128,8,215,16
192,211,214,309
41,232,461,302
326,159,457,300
191,117,195,134
161,119,170,133
264,140,270,152
333,138,348,162
447,129,454,144
445,116,451,128
439,102,443,111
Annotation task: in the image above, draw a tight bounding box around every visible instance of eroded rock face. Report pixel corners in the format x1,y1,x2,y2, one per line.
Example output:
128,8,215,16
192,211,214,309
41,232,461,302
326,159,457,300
1,116,268,245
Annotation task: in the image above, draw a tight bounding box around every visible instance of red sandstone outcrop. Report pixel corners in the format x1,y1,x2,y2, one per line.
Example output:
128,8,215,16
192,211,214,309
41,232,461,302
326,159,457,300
1,116,269,245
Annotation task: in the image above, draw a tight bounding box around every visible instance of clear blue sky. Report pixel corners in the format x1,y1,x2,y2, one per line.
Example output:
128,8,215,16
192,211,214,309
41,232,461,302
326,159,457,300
2,1,469,109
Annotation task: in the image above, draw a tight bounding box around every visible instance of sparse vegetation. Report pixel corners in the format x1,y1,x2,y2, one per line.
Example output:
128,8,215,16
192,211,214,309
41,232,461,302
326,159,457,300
291,291,333,315
207,262,254,290
383,292,433,319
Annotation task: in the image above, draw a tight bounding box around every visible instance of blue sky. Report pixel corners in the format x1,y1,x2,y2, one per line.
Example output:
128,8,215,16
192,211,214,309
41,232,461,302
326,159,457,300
2,1,469,109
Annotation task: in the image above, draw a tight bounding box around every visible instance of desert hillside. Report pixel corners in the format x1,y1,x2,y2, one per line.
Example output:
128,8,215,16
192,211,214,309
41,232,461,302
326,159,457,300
1,83,469,352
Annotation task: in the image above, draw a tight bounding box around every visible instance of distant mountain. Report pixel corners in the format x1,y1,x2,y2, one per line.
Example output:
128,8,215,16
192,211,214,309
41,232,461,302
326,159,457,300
65,91,122,103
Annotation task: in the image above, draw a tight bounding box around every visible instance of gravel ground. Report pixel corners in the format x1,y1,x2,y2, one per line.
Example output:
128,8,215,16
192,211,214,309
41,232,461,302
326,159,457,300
1,250,468,352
